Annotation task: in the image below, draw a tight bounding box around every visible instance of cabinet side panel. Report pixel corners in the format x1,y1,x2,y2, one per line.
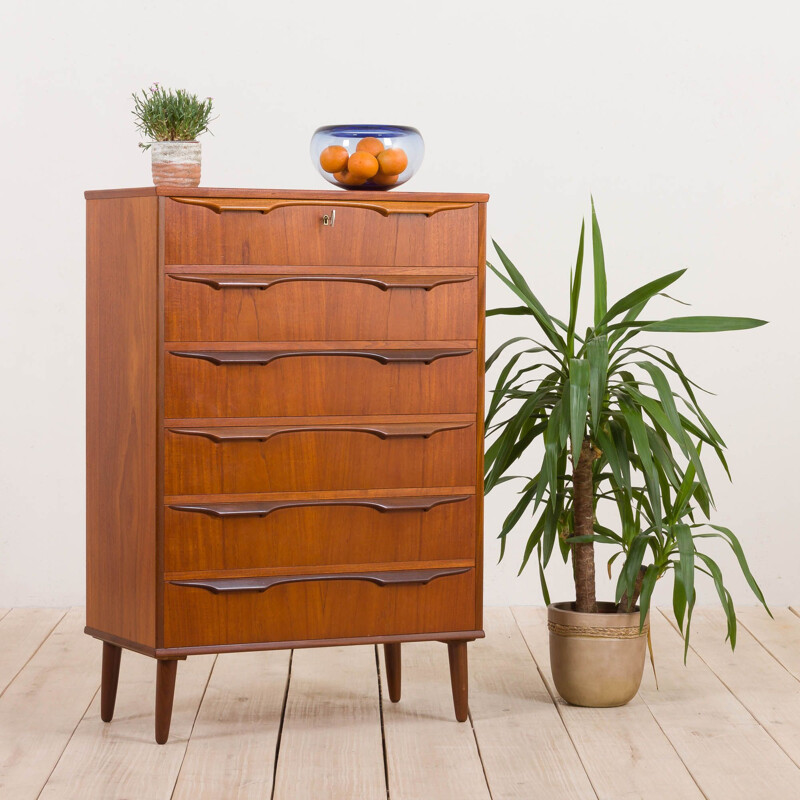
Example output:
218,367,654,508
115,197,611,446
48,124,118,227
475,203,486,629
86,196,158,647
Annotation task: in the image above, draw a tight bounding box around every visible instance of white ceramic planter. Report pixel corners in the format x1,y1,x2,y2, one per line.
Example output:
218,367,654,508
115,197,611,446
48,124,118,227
150,141,201,187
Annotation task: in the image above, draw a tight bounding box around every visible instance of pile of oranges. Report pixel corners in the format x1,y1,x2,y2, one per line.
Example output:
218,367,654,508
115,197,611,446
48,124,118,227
319,137,408,187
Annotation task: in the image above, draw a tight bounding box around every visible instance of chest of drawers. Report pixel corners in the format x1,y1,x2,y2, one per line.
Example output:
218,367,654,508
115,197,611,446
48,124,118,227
85,187,487,743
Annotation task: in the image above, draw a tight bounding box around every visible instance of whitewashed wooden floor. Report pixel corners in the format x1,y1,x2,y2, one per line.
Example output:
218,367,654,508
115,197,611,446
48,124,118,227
1,606,799,799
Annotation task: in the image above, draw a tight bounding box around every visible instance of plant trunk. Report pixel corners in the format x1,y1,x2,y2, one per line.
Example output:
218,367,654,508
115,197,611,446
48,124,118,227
617,566,647,613
572,437,598,613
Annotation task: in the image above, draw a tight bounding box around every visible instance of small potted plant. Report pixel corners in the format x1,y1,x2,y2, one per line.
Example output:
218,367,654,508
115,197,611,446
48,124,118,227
132,84,215,187
486,200,769,707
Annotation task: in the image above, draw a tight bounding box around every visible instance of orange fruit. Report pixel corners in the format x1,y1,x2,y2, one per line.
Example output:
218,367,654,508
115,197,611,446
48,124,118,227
319,145,349,173
371,172,398,186
333,170,367,186
377,147,408,176
356,136,384,157
347,151,379,178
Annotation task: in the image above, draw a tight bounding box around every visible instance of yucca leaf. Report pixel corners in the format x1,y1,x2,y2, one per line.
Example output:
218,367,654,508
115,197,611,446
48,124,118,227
619,399,662,530
600,269,687,327
696,553,737,647
642,316,767,333
591,198,608,329
675,523,695,625
519,515,546,574
707,524,770,612
587,335,609,429
567,221,585,356
569,359,590,460
673,571,687,633
538,545,551,605
486,306,534,317
637,566,658,631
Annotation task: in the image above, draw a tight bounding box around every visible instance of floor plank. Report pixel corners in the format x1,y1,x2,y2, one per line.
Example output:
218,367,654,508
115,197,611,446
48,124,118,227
470,607,597,799
0,609,99,798
513,606,703,800
380,640,490,800
638,611,800,798
738,606,800,682
39,650,215,800
662,607,800,769
0,607,66,694
171,650,291,800
272,645,385,800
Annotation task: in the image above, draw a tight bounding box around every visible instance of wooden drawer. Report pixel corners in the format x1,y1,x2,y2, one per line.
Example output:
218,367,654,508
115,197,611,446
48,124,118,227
162,567,477,647
164,492,476,573
164,418,476,495
164,197,479,267
164,271,478,342
164,347,477,418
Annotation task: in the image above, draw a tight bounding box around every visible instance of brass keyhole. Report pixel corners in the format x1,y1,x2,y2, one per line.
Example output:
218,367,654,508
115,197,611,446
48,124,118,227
322,209,336,228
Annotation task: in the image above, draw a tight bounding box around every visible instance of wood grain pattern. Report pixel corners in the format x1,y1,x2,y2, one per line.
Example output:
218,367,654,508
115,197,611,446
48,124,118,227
171,650,290,799
639,611,800,798
171,195,476,217
163,569,476,647
513,606,704,799
737,607,800,682
86,187,490,202
165,271,478,341
661,608,800,769
163,494,477,573
379,640,491,800
164,197,479,266
38,649,215,799
469,608,596,799
273,646,386,800
164,347,477,417
86,195,158,649
0,610,101,798
0,607,65,694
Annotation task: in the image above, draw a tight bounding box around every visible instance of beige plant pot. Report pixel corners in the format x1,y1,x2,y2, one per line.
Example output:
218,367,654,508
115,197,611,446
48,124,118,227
150,141,201,187
548,601,648,707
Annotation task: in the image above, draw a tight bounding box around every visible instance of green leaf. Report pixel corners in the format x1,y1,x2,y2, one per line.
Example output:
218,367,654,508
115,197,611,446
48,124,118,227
587,336,609,429
637,566,659,631
696,553,737,648
486,306,534,317
591,198,608,329
537,544,551,605
486,336,531,371
674,523,695,624
567,221,586,356
642,316,768,333
673,571,687,633
708,524,770,613
569,359,590,460
619,399,662,531
519,515,546,574
600,269,687,327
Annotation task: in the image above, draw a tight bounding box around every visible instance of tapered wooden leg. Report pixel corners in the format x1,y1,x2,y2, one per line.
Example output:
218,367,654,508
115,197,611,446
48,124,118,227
383,643,402,703
155,659,178,745
100,642,122,723
447,641,469,722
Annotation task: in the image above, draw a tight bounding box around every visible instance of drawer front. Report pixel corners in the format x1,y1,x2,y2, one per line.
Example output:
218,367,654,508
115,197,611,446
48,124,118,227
164,272,478,342
164,493,476,573
163,568,477,647
164,198,479,267
164,419,476,495
164,348,477,418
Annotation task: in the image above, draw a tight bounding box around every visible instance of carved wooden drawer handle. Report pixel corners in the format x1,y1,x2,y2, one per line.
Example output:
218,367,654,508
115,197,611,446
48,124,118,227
169,348,473,366
168,494,470,519
169,274,474,292
169,566,471,594
169,421,472,443
172,196,475,218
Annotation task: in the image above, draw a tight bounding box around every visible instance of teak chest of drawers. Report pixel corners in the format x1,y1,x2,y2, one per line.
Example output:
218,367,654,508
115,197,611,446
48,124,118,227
85,187,487,743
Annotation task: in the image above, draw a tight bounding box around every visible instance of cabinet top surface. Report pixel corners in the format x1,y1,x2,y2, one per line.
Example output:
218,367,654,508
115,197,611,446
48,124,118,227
84,187,489,202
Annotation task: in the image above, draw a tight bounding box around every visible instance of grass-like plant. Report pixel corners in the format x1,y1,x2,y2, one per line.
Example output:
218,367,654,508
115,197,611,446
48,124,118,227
132,84,215,149
485,199,769,652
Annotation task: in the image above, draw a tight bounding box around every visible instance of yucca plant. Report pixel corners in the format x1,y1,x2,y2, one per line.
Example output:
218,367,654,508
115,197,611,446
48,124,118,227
485,199,769,651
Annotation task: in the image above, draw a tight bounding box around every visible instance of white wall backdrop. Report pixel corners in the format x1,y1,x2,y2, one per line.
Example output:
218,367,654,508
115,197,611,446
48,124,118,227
0,1,797,608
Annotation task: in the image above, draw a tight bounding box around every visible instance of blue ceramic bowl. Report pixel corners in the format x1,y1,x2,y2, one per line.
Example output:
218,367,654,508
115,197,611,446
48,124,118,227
311,124,424,190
